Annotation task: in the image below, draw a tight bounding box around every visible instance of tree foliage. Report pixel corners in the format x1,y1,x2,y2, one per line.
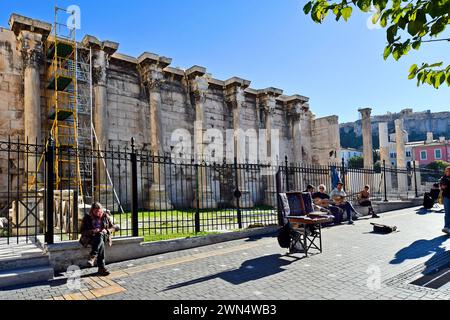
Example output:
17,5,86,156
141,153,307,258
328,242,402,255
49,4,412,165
303,0,450,88
425,160,450,172
348,155,364,168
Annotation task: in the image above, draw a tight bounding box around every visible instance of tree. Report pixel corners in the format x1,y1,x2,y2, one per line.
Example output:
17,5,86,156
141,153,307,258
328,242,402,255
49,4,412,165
303,0,450,89
348,155,364,168
425,160,450,172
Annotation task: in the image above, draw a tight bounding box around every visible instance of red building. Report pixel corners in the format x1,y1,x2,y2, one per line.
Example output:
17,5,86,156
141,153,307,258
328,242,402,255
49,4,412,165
412,136,450,166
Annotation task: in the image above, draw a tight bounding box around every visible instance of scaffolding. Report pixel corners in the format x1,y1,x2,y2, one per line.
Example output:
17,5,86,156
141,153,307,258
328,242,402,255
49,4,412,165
39,6,93,201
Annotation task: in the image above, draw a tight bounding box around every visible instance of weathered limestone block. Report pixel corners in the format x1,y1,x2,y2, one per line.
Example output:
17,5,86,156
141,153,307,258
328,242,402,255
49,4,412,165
311,115,341,165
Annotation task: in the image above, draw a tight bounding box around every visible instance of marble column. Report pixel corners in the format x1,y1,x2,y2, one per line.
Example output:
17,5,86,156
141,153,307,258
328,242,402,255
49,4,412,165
258,89,282,207
287,97,306,193
359,108,374,190
225,77,253,208
9,14,51,235
83,36,118,205
359,108,373,169
188,66,217,209
395,119,408,193
138,53,173,210
19,31,44,177
378,122,392,193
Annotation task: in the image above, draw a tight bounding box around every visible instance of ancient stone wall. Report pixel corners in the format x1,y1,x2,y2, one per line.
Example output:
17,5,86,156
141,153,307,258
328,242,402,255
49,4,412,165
0,14,342,209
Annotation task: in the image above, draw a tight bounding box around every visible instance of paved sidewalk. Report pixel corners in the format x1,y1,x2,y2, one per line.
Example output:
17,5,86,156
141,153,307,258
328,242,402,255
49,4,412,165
0,206,449,300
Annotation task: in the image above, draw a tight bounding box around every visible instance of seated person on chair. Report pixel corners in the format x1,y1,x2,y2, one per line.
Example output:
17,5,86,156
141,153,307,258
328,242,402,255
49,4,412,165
305,184,328,213
330,182,361,225
313,184,344,224
358,185,380,219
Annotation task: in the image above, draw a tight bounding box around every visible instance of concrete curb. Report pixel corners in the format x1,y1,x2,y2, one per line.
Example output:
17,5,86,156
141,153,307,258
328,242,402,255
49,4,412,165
44,226,279,273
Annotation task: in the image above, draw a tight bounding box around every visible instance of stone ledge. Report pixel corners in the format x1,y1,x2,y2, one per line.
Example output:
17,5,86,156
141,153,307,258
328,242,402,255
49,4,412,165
45,226,278,273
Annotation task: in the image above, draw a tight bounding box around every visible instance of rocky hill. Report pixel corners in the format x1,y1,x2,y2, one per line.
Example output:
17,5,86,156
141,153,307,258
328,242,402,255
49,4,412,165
340,109,450,149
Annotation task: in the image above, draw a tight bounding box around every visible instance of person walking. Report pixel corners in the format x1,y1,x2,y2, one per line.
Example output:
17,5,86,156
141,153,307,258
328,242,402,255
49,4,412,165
440,166,450,235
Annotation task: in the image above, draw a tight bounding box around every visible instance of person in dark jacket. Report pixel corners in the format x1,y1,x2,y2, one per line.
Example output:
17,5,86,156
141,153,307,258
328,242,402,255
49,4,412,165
440,167,450,235
80,202,119,276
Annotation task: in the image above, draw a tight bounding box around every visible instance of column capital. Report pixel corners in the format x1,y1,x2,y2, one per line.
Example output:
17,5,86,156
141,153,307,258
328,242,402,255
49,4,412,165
83,36,119,86
18,30,44,69
225,77,250,107
137,52,172,90
358,107,372,119
258,88,282,115
9,14,51,37
190,75,209,104
285,95,310,119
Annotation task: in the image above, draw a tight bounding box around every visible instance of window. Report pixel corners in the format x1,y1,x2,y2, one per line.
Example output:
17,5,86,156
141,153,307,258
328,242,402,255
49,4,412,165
406,151,411,157
420,150,427,160
435,149,442,159
390,152,396,159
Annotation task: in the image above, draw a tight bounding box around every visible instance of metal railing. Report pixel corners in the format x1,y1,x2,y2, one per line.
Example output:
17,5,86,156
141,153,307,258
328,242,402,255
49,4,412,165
0,137,442,245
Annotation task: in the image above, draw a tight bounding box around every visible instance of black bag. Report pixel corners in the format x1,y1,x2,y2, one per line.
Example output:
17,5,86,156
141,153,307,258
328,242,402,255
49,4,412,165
371,223,397,234
423,193,434,209
277,223,291,248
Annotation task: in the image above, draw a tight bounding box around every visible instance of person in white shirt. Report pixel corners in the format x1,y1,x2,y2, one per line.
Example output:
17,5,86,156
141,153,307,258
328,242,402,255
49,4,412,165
330,182,361,225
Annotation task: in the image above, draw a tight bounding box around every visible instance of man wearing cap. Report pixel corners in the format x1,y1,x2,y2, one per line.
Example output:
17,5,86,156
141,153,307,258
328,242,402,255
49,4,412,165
330,182,361,225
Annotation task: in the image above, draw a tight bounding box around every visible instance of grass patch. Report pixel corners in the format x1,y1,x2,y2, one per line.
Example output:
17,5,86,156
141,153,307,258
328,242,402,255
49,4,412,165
142,231,221,242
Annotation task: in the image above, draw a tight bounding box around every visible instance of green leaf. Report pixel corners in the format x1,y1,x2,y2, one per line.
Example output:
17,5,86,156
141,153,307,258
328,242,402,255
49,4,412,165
372,11,381,24
435,72,446,88
412,40,421,50
392,47,401,61
407,20,422,36
357,0,371,12
341,7,353,21
387,25,398,44
303,1,313,15
409,64,418,74
430,18,446,37
446,73,450,87
383,46,391,60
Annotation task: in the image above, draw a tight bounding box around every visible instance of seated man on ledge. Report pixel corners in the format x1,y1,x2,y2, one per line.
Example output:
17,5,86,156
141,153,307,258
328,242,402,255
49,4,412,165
80,202,120,276
330,182,361,225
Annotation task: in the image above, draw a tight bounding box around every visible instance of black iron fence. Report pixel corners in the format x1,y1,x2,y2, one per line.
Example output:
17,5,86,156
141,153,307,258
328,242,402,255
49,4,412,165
0,137,443,245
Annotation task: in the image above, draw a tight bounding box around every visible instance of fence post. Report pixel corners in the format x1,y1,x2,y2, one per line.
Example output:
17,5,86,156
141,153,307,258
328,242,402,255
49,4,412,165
413,161,418,198
45,136,55,245
275,167,283,227
194,163,200,233
130,138,139,237
383,160,388,202
341,157,346,191
72,190,78,240
285,156,289,192
234,157,242,229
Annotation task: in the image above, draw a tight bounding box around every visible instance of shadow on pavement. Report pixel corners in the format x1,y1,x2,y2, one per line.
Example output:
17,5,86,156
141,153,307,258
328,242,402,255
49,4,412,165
162,254,300,291
390,235,448,267
415,207,445,215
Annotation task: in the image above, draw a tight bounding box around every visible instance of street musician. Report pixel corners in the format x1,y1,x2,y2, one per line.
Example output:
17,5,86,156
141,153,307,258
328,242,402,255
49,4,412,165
329,182,361,225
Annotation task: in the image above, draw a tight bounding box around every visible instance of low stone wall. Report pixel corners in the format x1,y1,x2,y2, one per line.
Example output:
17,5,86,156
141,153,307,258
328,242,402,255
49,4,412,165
354,199,422,216
43,226,278,273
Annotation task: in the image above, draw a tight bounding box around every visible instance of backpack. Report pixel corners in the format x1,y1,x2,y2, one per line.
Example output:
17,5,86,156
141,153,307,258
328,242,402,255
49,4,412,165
423,193,434,209
277,223,291,248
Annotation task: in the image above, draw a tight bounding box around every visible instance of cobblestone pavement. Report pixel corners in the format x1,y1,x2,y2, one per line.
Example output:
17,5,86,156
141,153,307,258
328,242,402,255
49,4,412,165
1,206,449,300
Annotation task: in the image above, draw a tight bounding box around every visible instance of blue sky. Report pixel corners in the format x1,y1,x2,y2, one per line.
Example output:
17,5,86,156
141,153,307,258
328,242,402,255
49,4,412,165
1,0,448,123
